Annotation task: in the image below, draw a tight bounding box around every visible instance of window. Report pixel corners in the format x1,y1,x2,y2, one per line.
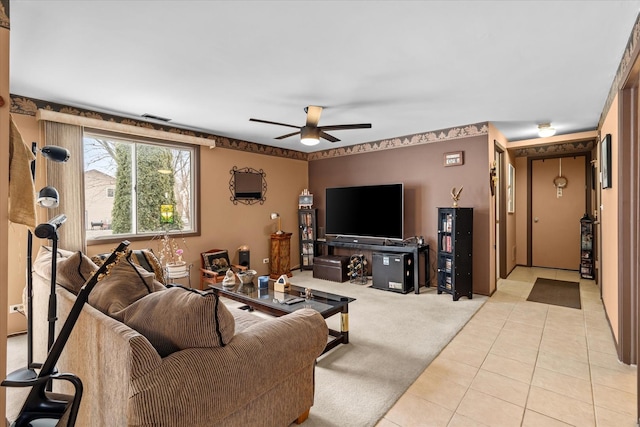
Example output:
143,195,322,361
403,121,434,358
84,132,198,242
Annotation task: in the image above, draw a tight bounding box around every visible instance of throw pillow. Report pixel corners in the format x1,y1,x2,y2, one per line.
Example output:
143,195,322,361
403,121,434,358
33,246,75,282
118,285,235,357
88,254,155,316
129,249,166,284
56,251,99,294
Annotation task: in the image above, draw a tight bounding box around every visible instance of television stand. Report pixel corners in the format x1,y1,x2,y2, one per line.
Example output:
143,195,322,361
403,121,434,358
322,240,430,294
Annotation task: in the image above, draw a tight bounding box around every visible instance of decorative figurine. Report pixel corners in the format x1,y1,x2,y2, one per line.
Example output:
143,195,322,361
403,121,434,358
222,269,236,287
451,186,464,208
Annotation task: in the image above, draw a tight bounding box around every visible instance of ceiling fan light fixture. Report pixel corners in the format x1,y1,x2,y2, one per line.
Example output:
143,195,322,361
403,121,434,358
538,123,556,138
300,126,320,146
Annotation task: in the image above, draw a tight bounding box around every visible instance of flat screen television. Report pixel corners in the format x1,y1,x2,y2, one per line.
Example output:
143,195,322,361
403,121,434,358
325,183,404,241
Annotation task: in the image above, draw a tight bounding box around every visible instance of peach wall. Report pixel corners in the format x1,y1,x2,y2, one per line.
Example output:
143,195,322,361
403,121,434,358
8,112,309,317
600,93,620,341
87,146,308,286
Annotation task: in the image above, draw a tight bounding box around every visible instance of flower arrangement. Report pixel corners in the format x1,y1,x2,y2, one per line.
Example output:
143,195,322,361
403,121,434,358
155,231,187,266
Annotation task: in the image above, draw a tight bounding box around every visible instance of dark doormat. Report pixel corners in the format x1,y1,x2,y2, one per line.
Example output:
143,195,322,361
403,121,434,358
526,278,581,309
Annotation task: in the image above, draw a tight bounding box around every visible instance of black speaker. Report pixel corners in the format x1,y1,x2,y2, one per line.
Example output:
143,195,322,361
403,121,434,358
371,252,414,294
238,250,250,268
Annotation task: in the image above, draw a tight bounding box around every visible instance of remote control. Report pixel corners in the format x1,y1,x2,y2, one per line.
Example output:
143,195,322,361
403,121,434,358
284,297,305,305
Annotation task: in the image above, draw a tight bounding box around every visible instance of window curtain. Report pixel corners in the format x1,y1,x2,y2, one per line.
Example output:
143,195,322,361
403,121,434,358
43,121,85,252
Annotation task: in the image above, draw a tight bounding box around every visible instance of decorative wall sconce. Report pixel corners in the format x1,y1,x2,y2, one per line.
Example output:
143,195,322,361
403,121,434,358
489,161,497,196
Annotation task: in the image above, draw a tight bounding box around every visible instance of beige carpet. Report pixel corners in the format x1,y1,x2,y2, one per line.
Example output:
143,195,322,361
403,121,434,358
6,271,487,426
284,271,486,426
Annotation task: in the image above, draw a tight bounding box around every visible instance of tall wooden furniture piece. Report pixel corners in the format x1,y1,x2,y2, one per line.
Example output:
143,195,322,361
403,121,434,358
270,232,293,279
437,207,473,301
580,214,595,279
298,209,317,270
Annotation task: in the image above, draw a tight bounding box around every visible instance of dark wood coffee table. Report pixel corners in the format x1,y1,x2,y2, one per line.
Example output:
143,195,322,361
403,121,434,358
209,280,355,354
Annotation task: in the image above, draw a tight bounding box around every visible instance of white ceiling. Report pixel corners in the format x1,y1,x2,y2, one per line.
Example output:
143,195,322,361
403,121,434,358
9,1,640,152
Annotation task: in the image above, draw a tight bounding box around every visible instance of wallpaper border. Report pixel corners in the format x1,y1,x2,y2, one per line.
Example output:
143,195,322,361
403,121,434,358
308,122,489,161
599,12,640,127
11,94,490,161
512,140,595,158
10,94,308,160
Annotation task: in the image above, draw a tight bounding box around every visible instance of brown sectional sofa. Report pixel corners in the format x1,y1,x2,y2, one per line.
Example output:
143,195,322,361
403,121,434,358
29,247,328,426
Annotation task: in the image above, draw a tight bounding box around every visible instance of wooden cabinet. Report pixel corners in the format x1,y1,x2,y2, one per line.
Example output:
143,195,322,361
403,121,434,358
437,207,473,301
298,209,317,270
270,232,292,279
580,214,594,279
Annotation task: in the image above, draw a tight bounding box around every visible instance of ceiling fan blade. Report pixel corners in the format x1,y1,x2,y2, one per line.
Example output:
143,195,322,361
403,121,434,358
275,130,301,140
318,123,372,131
319,131,340,143
305,105,323,127
249,118,300,130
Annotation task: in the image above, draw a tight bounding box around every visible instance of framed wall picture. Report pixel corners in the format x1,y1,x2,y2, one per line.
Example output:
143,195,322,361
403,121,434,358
444,151,464,166
507,164,515,213
601,133,612,189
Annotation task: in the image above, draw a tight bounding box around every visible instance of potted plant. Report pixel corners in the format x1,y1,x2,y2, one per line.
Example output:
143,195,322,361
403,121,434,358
155,232,188,278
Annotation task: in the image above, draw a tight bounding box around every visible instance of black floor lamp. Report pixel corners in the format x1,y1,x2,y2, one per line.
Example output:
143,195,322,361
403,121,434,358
24,143,69,374
34,213,68,352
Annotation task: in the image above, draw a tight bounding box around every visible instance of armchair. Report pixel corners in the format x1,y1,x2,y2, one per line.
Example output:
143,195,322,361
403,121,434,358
200,249,247,290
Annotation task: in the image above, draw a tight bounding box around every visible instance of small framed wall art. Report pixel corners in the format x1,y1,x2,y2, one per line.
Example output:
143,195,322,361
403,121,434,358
601,134,612,189
444,151,464,167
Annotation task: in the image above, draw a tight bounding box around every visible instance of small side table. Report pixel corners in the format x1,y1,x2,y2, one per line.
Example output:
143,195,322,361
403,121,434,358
270,232,292,279
165,264,193,287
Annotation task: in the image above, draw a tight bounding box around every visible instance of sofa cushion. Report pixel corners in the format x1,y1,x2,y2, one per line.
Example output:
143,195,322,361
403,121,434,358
56,251,99,294
88,255,155,316
118,285,235,357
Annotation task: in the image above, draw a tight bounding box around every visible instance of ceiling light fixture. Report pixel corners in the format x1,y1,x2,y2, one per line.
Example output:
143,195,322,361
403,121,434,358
538,123,556,138
300,126,320,146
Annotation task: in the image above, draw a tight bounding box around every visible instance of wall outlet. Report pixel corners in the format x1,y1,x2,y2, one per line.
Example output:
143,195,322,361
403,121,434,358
262,258,270,264
9,304,24,314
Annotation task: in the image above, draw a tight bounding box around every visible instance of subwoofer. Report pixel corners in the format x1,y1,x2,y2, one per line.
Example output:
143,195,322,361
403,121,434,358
371,252,414,294
238,250,250,268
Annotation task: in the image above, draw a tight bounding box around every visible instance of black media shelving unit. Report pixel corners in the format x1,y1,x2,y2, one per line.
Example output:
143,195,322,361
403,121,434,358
580,214,594,279
298,209,317,270
437,207,473,301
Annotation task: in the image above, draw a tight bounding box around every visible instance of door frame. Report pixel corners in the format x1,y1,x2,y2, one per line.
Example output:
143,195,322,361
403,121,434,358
494,143,506,281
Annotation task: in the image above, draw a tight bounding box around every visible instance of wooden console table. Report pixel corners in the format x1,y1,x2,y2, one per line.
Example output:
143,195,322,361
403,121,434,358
270,232,293,279
322,239,430,294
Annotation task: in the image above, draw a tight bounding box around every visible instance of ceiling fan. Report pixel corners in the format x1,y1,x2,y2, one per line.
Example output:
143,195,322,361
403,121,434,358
249,105,372,146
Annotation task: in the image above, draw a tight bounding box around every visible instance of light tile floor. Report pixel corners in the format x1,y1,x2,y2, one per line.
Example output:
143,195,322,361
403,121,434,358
377,267,638,427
